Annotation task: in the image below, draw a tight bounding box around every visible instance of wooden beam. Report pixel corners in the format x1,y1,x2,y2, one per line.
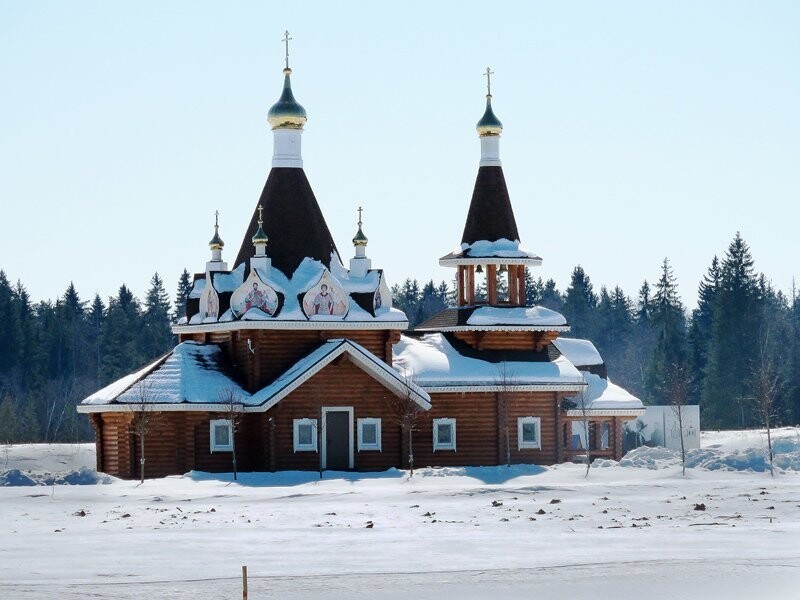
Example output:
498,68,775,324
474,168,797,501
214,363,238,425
487,264,498,305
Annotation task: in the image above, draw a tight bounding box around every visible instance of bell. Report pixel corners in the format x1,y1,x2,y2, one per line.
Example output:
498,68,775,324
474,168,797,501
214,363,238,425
498,264,507,274
475,264,484,274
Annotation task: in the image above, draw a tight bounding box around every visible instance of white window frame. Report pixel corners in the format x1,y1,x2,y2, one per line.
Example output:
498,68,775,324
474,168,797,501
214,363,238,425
357,418,382,452
433,418,457,452
209,419,233,453
293,418,318,452
517,416,542,450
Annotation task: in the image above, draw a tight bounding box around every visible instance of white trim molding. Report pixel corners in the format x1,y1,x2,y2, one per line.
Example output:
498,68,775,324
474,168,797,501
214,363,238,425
517,416,542,450
209,419,233,453
357,418,382,452
433,418,457,452
422,383,586,394
172,319,408,335
415,325,571,333
564,409,646,417
321,407,354,469
293,418,318,452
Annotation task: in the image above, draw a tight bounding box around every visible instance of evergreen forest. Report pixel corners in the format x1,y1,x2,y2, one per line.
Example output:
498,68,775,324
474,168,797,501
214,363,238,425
0,233,798,443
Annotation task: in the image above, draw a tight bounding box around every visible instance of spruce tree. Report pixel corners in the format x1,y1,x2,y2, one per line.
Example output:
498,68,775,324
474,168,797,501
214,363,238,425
141,273,174,360
562,266,598,339
101,284,144,382
688,256,720,398
645,258,687,404
539,279,562,312
703,233,760,428
174,269,192,320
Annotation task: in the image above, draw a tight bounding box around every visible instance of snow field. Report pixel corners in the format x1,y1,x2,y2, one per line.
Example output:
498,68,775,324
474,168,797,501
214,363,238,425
1,430,799,599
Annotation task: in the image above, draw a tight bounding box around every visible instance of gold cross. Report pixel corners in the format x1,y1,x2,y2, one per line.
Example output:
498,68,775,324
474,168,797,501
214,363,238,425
257,204,264,224
484,67,494,96
282,30,292,69
357,206,363,227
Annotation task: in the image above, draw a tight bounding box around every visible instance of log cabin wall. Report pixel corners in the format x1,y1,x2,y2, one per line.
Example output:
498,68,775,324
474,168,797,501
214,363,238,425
266,357,403,472
412,391,561,468
99,413,133,479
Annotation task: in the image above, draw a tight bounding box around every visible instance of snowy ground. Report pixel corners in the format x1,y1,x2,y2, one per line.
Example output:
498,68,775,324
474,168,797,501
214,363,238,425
1,429,799,599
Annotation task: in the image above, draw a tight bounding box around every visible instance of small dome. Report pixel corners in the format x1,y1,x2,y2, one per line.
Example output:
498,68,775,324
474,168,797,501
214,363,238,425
352,224,368,247
476,95,503,137
252,223,269,245
209,228,224,250
267,68,307,130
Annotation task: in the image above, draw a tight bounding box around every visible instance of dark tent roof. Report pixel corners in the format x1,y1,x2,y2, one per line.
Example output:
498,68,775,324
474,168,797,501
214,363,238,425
234,168,339,277
460,166,520,245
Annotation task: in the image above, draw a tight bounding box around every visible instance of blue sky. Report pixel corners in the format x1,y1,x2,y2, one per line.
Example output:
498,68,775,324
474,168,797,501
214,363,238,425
1,1,798,308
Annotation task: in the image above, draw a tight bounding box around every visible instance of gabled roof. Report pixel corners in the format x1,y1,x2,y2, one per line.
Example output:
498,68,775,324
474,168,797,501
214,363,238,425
250,339,430,411
234,168,339,278
79,340,430,413
553,338,603,367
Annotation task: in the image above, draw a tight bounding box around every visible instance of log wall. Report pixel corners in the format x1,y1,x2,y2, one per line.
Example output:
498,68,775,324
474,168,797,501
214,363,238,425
454,331,560,352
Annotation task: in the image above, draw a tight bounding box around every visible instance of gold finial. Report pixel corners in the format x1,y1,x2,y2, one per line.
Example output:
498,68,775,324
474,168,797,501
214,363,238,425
282,30,292,70
214,210,220,229
357,205,363,228
484,67,494,97
257,204,264,225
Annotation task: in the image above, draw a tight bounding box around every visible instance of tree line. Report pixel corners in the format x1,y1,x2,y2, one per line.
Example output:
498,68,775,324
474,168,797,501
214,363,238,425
0,232,797,443
0,270,192,443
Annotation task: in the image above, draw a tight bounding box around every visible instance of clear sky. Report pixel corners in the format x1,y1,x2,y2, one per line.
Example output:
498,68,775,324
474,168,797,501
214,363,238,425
1,1,798,309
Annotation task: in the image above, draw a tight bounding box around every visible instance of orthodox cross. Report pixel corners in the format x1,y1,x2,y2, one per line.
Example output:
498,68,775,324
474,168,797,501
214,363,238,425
282,30,292,69
257,204,264,224
357,205,363,227
214,210,220,229
484,67,494,96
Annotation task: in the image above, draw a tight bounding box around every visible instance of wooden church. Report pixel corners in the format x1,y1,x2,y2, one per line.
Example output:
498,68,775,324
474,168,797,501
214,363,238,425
78,42,644,479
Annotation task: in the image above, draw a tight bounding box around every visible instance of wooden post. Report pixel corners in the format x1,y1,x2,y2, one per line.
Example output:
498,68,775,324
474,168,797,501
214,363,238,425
487,264,497,305
242,565,248,600
517,265,526,306
467,266,475,305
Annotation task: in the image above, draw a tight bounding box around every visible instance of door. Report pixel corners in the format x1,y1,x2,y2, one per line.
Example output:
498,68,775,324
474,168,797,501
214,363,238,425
325,410,350,470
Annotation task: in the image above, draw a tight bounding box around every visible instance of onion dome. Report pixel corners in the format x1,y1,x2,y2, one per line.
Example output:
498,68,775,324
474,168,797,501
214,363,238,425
352,206,368,247
476,96,503,137
251,204,269,245
209,211,224,249
267,68,307,130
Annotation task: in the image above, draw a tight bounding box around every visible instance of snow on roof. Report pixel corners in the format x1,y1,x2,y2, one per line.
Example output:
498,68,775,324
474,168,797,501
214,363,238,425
251,339,430,410
553,338,603,367
467,306,567,327
211,264,244,293
393,333,585,390
81,339,430,411
188,278,206,299
571,373,643,411
460,238,540,259
82,342,241,406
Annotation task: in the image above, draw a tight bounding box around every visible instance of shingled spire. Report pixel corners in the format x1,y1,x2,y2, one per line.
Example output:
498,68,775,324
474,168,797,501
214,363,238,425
234,33,339,277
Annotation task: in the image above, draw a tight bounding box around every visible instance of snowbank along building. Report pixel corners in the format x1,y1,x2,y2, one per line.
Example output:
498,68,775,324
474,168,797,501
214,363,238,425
78,43,645,478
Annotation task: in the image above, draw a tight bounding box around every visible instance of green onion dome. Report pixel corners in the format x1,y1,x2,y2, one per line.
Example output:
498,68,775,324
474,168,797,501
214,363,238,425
209,227,224,250
352,224,368,247
267,68,307,130
476,95,503,137
252,223,269,245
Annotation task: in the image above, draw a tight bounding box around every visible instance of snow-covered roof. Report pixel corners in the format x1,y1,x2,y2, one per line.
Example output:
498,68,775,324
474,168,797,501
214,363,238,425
553,338,603,367
82,342,240,407
566,373,644,413
79,340,430,412
439,238,543,266
250,339,430,411
467,306,567,327
393,333,585,391
178,257,406,331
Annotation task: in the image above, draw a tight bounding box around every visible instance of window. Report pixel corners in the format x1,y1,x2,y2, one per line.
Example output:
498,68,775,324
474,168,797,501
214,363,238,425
433,418,456,451
357,418,382,451
210,419,233,452
293,418,318,452
600,422,611,450
517,417,541,450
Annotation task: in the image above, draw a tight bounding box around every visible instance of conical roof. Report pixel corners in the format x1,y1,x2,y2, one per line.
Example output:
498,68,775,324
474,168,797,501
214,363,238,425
460,166,520,245
234,168,339,276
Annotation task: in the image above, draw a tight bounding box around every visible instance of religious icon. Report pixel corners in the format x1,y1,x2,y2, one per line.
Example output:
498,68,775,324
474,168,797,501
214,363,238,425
231,271,279,318
200,283,219,320
302,272,348,318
